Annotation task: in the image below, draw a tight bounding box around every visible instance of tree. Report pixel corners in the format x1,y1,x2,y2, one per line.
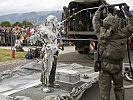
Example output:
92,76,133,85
12,22,22,27
1,21,11,27
22,20,33,27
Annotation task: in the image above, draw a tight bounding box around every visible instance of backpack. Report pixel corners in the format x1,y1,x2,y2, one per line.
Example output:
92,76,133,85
102,38,127,61
25,49,33,59
99,26,127,61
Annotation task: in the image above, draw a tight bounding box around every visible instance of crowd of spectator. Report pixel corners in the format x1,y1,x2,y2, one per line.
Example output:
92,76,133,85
0,25,75,47
0,25,39,46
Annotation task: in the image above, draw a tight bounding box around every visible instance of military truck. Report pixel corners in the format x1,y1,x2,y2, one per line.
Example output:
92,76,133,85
62,0,106,53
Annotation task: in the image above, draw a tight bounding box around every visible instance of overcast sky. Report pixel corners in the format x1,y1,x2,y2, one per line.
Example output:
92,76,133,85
0,0,132,16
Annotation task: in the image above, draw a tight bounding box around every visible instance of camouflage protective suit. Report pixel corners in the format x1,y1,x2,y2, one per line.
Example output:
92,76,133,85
93,6,133,100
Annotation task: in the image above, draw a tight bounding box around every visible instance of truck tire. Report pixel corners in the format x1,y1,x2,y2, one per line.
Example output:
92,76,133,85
78,51,84,54
84,48,90,54
78,48,90,54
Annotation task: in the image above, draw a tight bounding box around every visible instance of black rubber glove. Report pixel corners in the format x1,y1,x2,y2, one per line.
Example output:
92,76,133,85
98,5,105,11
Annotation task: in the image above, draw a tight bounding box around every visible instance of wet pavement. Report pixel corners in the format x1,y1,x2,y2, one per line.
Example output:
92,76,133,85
58,50,133,100
0,46,133,100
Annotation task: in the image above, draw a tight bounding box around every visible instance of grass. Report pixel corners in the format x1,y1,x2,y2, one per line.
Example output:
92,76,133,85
0,49,27,62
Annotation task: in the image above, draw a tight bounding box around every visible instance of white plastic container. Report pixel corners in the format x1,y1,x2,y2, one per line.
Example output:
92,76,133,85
56,69,80,84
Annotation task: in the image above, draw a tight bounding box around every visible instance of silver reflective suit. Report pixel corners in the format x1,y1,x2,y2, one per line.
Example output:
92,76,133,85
93,7,133,100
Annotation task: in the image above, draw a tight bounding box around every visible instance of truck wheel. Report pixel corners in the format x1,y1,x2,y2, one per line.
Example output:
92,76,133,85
78,51,84,54
78,48,90,54
84,48,90,54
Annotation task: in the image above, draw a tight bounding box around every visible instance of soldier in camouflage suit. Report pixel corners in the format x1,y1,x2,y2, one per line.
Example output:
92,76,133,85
93,5,133,100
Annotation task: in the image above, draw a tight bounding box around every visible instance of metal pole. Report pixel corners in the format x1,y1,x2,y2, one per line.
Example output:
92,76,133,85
11,33,12,50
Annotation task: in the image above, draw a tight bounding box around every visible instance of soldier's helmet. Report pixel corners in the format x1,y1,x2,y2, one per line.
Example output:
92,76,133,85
103,13,118,28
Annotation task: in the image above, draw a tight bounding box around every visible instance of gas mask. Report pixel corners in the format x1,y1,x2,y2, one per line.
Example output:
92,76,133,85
103,14,119,30
45,15,58,32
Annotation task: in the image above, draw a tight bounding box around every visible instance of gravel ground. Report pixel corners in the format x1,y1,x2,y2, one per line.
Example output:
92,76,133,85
0,59,34,72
